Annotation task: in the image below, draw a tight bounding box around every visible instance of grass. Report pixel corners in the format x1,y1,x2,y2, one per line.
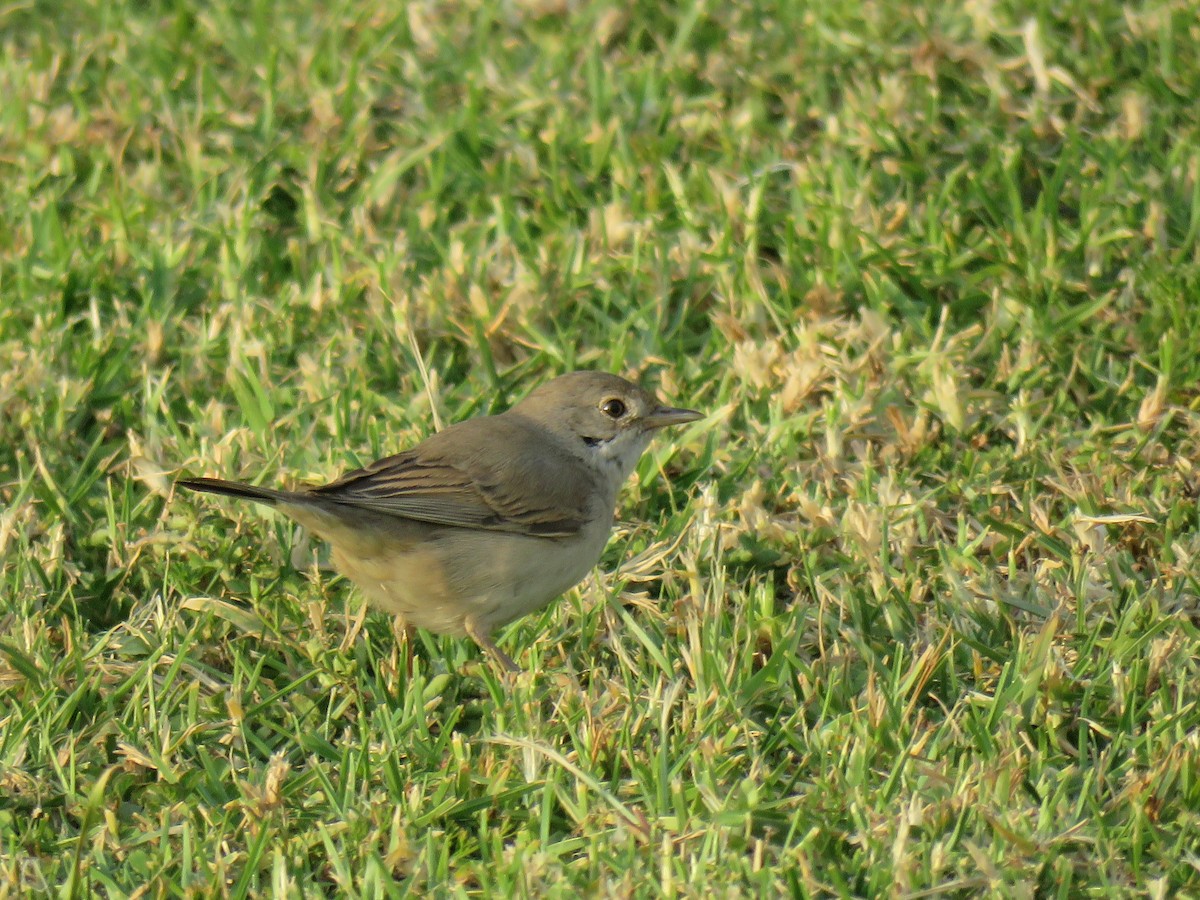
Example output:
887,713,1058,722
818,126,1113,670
3,0,1200,894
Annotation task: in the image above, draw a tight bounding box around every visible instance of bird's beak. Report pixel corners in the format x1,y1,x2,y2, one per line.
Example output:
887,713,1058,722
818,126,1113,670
642,405,704,430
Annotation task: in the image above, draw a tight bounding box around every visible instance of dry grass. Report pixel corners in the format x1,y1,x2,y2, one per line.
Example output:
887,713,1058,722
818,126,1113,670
3,0,1200,895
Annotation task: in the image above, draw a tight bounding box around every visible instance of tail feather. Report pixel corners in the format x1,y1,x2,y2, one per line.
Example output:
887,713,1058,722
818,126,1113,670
177,477,291,506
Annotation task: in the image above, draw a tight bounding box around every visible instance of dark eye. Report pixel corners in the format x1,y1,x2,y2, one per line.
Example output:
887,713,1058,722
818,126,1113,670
600,397,626,418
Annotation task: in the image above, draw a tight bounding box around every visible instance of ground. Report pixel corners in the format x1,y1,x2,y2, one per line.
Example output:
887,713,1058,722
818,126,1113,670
2,0,1200,895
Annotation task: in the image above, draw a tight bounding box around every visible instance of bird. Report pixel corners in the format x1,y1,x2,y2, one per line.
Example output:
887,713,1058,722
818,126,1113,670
177,371,702,671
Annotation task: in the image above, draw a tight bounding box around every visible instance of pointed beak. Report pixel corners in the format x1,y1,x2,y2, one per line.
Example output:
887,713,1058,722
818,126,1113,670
642,404,704,430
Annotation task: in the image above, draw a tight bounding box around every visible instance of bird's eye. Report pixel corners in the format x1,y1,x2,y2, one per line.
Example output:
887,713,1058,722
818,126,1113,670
600,397,627,418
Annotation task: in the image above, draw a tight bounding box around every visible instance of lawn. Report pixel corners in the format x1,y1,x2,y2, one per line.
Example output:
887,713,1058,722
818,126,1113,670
3,0,1200,895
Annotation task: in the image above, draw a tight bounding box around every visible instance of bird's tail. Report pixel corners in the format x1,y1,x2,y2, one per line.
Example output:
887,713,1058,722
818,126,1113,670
176,477,292,506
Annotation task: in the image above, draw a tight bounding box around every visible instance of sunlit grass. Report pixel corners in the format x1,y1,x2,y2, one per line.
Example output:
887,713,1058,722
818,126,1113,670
3,0,1200,894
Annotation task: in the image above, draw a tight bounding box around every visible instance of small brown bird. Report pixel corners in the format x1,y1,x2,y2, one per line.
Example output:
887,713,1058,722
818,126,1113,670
178,371,701,671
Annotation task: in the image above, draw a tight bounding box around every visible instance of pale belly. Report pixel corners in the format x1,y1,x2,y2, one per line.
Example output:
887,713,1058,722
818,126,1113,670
285,501,613,636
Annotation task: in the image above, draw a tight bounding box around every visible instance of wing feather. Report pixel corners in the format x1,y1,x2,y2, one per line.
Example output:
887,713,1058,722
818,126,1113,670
307,415,596,538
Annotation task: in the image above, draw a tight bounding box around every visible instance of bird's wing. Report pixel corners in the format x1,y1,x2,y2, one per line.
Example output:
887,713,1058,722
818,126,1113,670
307,416,597,538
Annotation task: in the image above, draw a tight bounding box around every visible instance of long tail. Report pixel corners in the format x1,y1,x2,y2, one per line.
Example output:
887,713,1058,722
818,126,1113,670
176,477,292,506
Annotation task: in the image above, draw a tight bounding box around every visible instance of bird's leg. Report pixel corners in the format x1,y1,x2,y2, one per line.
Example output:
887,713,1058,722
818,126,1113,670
392,618,417,677
464,616,520,673
338,601,369,654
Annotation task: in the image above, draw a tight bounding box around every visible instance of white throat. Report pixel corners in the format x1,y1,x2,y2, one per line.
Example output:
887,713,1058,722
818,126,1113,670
586,430,653,488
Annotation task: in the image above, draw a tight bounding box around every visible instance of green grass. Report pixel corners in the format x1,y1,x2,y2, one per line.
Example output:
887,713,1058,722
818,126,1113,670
3,0,1200,894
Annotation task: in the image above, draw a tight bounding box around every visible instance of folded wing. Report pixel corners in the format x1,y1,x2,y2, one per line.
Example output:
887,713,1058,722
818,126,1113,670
308,415,596,538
